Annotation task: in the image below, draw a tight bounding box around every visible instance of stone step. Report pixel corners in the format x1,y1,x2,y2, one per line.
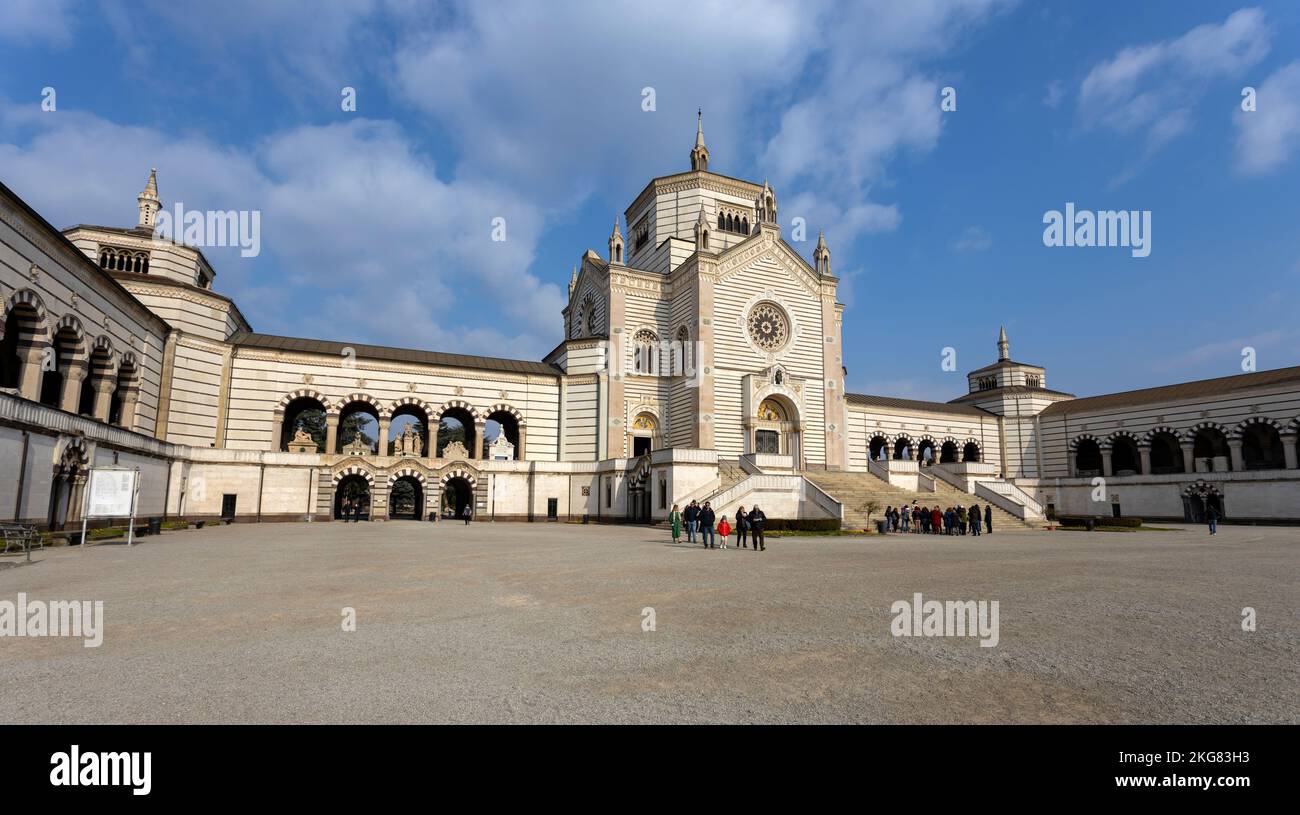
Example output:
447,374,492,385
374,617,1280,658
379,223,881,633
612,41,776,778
805,471,1040,531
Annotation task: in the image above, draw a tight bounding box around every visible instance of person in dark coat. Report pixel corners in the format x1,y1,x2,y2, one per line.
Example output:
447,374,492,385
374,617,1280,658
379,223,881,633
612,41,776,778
749,505,767,551
736,506,750,548
1206,505,1219,534
683,501,700,544
699,502,716,548
984,505,993,534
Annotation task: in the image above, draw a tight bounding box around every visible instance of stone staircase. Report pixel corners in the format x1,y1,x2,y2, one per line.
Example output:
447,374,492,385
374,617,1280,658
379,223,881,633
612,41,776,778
803,470,1041,532
715,459,749,496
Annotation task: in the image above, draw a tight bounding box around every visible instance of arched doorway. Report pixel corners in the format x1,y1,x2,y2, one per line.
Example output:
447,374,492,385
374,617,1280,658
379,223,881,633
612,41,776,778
869,434,888,462
1110,435,1140,475
1240,421,1284,470
629,412,658,457
916,438,936,465
282,396,327,452
484,408,521,460
893,436,913,460
1182,483,1225,523
939,440,959,464
0,294,46,395
1074,438,1101,475
336,398,380,454
752,397,798,460
334,474,371,520
388,475,424,520
437,406,477,459
1149,430,1184,474
47,440,88,530
962,441,981,463
441,476,474,519
1191,426,1231,472
389,401,431,458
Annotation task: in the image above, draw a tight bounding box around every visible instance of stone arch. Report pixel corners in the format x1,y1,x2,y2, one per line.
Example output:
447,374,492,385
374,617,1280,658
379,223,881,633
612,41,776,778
436,400,480,459
389,466,428,484
1189,422,1232,472
752,392,800,460
961,437,982,463
1236,417,1285,470
333,392,383,417
485,402,525,460
868,432,889,462
438,467,478,488
628,407,661,457
914,434,939,464
630,327,661,375
892,433,915,460
436,399,481,422
1,288,50,340
938,436,960,464
1107,430,1141,475
437,468,478,518
1145,426,1185,474
53,315,87,357
387,396,433,457
672,324,693,376
279,389,332,412
332,463,375,486
386,466,429,520
277,390,330,452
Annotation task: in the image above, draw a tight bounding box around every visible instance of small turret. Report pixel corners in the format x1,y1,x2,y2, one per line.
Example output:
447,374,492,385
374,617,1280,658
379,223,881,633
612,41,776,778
694,207,711,251
998,326,1010,361
137,168,161,230
813,231,831,275
608,217,624,264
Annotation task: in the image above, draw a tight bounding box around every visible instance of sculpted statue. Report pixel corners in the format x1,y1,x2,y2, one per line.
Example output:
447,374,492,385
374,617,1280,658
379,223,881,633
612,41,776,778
292,426,313,444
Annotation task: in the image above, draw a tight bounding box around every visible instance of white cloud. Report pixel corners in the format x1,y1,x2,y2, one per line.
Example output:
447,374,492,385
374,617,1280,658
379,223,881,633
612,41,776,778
0,0,74,46
1235,61,1300,175
1079,8,1270,154
953,226,992,252
0,106,562,357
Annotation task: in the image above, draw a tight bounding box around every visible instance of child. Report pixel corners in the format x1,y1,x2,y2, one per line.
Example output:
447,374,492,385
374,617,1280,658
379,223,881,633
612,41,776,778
717,516,731,549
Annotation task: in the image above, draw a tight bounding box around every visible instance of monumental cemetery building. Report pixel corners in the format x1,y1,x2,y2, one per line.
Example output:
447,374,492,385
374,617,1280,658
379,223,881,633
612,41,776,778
3,122,1299,530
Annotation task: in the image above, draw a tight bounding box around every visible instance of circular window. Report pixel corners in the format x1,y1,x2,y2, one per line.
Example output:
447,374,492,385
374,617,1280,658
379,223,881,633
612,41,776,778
747,301,789,352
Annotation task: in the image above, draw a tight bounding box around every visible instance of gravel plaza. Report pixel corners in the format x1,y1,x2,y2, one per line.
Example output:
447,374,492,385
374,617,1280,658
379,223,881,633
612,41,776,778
0,521,1295,724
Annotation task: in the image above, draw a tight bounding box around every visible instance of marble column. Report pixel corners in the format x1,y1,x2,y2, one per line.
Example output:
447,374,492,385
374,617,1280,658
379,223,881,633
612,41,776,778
118,391,138,430
1281,433,1298,470
325,414,340,454
1138,444,1151,476
91,377,115,422
377,417,391,456
516,424,526,460
18,344,44,401
271,409,285,451
1181,445,1196,475
1100,447,1113,477
475,421,486,459
1228,439,1244,472
61,360,88,414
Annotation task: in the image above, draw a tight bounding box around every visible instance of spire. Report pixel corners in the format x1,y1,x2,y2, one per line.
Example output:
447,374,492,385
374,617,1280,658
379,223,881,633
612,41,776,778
137,167,161,229
997,326,1010,361
568,264,578,295
694,206,710,251
690,109,710,172
813,231,831,275
608,216,624,264
755,179,777,225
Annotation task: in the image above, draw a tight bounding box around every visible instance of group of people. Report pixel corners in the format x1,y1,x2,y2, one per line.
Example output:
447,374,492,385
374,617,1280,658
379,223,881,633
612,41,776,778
669,501,768,550
883,502,994,536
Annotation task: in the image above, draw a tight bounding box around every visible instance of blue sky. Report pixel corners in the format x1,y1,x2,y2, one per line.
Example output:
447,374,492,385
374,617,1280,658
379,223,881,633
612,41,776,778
2,0,1298,402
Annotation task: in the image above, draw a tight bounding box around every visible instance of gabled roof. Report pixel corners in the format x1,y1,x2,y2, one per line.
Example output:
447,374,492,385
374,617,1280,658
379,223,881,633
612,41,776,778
847,393,992,417
229,332,562,377
1038,366,1300,416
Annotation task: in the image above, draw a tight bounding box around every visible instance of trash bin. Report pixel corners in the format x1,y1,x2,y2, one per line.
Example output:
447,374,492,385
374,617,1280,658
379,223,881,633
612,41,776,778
875,520,887,534
147,517,162,536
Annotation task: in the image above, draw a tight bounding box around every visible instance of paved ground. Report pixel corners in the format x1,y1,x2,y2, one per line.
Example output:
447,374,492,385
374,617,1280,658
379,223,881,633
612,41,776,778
0,521,1295,724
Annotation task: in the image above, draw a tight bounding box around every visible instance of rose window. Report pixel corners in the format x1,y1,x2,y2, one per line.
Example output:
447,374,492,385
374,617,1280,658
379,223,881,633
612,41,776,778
747,302,789,352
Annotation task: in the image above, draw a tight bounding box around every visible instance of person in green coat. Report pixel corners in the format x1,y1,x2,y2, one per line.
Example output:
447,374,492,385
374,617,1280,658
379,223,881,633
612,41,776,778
669,504,683,544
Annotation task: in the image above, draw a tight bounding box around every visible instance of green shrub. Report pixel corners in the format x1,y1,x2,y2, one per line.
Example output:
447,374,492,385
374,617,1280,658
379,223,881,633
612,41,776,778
1057,515,1143,528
